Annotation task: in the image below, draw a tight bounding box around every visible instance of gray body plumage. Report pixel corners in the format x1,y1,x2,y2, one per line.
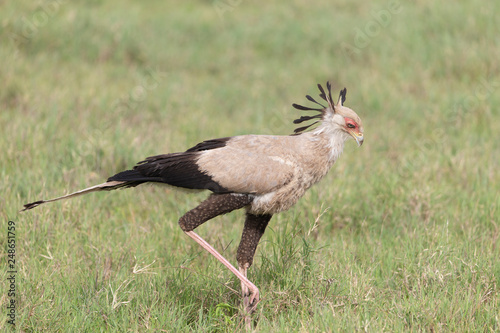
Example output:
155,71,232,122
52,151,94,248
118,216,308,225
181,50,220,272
197,132,343,214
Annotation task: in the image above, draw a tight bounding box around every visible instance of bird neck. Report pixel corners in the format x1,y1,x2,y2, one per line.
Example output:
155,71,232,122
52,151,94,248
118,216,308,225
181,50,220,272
311,124,348,163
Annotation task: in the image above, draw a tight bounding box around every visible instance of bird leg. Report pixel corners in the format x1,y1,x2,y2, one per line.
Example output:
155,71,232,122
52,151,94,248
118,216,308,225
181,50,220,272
237,213,272,318
239,265,251,328
178,194,262,320
184,231,260,306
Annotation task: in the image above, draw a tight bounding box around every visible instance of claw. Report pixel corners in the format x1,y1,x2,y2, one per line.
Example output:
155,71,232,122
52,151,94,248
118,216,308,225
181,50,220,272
247,288,259,311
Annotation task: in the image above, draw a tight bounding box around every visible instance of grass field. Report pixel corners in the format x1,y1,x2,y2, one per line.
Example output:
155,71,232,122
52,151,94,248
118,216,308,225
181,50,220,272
1,0,499,331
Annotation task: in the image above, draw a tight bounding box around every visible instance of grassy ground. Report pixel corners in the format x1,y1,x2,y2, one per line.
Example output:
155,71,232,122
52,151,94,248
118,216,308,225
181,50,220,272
1,0,499,331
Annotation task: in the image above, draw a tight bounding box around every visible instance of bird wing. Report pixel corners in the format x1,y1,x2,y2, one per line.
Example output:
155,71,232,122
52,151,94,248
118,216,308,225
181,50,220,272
108,137,234,192
108,135,299,195
196,135,298,195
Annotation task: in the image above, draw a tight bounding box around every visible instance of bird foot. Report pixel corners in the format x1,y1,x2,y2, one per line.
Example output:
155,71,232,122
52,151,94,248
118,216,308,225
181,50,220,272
243,287,259,314
240,267,259,330
242,290,258,330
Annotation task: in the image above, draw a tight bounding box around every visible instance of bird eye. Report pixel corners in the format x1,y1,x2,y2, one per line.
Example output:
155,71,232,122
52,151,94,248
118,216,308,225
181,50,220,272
347,123,356,129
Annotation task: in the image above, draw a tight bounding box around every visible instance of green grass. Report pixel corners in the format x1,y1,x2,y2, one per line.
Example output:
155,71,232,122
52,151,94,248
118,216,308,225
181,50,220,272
1,0,499,331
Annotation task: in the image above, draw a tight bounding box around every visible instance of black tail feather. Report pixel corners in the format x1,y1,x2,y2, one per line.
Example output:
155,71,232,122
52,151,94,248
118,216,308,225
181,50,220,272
107,169,162,187
23,200,45,211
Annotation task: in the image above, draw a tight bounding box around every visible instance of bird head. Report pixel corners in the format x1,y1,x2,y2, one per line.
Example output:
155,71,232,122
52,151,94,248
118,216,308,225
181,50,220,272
292,82,364,146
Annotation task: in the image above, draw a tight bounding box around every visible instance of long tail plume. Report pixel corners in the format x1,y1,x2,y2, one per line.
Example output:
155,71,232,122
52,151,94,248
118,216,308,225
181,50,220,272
22,180,127,211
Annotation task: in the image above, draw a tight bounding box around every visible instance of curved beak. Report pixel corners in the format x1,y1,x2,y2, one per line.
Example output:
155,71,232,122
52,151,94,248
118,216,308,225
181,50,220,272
348,131,364,146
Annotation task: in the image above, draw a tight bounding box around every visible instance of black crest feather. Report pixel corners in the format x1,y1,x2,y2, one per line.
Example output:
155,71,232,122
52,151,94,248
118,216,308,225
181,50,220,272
338,88,347,106
292,81,336,134
293,115,322,124
317,84,327,101
306,95,326,108
327,82,334,105
291,103,322,111
293,121,320,134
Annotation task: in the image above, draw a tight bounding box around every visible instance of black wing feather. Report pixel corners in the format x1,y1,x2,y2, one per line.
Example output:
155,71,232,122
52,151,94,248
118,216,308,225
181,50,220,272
185,137,230,152
107,138,231,193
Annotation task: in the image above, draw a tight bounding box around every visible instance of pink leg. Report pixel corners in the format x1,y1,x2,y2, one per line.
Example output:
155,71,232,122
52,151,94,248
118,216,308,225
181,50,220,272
178,194,258,329
184,231,260,310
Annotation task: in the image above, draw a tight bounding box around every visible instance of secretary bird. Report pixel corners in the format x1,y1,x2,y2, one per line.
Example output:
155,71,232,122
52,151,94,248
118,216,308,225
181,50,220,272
23,82,363,327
